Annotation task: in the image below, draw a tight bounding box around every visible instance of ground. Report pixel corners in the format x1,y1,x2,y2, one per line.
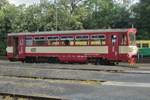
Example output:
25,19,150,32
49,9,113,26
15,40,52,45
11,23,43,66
0,60,150,100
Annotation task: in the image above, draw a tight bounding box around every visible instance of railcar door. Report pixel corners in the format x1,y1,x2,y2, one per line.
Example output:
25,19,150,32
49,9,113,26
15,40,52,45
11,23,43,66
13,37,19,57
109,34,119,61
13,36,25,59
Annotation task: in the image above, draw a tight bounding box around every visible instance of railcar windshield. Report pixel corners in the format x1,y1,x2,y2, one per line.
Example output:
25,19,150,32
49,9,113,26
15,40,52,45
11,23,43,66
129,32,136,45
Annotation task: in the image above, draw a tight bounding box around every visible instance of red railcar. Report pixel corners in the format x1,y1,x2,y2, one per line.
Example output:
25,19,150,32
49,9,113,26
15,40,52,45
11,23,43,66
6,29,138,64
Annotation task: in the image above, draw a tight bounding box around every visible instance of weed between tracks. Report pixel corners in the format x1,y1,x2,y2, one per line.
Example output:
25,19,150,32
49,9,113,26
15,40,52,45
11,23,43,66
0,75,104,86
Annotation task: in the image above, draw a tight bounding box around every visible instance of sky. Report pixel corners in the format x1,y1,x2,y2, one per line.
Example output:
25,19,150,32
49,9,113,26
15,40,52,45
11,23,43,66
9,0,41,6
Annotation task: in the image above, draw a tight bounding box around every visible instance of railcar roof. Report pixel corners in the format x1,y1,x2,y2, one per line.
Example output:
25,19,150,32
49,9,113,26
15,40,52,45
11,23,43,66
8,29,132,36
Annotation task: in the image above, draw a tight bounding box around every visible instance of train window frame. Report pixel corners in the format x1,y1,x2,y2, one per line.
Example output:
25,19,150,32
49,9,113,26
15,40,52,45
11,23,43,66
90,34,106,46
75,35,89,40
142,43,149,48
137,43,141,48
34,36,47,46
60,35,74,46
34,36,46,42
60,35,74,40
47,36,59,46
91,34,105,40
47,36,59,40
75,35,89,46
129,32,136,46
25,36,33,46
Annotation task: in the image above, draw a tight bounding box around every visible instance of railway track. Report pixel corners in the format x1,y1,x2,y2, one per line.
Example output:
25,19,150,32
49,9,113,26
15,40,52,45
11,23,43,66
0,75,103,100
0,64,149,84
0,61,150,99
0,62,148,75
0,61,139,73
0,92,64,100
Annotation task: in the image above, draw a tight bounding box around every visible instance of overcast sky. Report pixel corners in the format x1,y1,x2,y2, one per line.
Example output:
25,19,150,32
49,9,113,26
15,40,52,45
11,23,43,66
9,0,41,6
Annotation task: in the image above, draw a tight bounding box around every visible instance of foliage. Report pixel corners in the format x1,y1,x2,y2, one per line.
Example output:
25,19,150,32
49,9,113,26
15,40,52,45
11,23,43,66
132,0,150,39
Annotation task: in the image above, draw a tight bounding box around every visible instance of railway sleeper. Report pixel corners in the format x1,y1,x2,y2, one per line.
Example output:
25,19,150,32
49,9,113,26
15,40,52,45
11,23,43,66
0,93,63,100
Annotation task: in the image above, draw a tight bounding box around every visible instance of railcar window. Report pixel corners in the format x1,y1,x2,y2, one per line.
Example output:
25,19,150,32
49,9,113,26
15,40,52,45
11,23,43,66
61,36,74,40
34,36,47,46
25,36,33,46
121,34,127,45
91,34,106,45
137,43,141,48
47,36,59,40
34,37,46,42
142,43,149,48
47,36,59,46
48,40,59,46
129,32,136,45
60,35,74,46
91,35,105,40
75,35,89,46
76,35,89,40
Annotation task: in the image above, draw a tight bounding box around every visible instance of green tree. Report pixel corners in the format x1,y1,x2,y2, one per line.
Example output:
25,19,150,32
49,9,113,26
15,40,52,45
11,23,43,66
83,0,130,29
133,0,150,39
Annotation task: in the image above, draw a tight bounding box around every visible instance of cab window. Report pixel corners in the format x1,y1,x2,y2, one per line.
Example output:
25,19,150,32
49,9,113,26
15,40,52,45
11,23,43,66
129,32,136,45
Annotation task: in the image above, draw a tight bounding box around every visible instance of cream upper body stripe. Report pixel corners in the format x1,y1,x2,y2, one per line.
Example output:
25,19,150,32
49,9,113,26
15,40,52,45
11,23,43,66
7,46,138,54
25,46,108,54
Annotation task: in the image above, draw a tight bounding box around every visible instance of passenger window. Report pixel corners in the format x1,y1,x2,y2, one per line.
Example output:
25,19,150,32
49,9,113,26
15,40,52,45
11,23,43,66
60,35,74,46
47,36,59,46
34,36,47,46
137,43,141,48
121,34,127,45
91,34,106,46
142,43,149,48
75,35,89,46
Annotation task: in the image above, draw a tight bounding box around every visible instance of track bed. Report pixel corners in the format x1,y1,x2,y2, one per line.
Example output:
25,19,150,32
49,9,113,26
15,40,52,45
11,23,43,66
0,60,150,100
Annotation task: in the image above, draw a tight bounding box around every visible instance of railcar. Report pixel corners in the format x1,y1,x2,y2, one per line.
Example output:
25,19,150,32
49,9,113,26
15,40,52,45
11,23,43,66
136,40,150,48
136,40,150,57
6,28,138,64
